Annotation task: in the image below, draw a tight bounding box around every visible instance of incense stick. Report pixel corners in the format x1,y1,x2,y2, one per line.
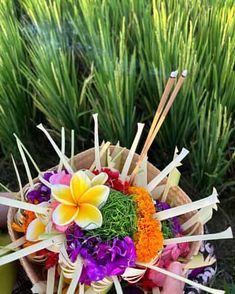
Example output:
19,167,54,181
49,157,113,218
141,70,178,155
143,71,187,158
130,71,177,182
130,70,187,182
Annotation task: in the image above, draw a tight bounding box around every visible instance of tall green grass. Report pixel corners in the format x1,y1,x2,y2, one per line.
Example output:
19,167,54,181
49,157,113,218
0,0,34,156
224,281,235,294
0,0,234,195
69,0,142,147
129,0,234,193
135,0,235,151
191,102,234,193
21,0,93,141
69,0,234,193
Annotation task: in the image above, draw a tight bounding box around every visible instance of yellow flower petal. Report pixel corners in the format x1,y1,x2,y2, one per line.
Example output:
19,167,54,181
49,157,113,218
52,204,79,226
70,171,91,203
75,204,102,230
51,185,75,205
26,218,46,241
79,185,109,208
91,172,108,186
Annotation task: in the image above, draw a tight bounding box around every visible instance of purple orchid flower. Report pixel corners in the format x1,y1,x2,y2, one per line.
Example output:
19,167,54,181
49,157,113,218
65,224,136,284
27,172,54,203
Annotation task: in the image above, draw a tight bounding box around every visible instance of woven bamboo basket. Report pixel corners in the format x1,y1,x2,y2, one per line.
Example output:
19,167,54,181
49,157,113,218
7,147,203,286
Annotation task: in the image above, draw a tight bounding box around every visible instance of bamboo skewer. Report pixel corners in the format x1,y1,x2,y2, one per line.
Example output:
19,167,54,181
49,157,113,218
142,70,187,157
130,70,187,183
133,71,178,176
141,70,178,155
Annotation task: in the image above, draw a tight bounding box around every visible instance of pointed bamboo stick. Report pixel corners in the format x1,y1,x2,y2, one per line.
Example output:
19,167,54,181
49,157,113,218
147,148,189,192
137,263,225,294
154,188,218,220
11,155,24,201
93,113,101,171
70,129,75,167
121,123,144,180
164,227,233,245
37,124,73,174
58,127,65,172
0,196,49,214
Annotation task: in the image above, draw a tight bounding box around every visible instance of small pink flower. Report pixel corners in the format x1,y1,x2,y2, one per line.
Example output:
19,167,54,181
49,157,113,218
53,223,69,233
171,245,181,261
160,244,180,267
178,241,190,257
49,171,72,186
142,241,189,288
145,259,166,287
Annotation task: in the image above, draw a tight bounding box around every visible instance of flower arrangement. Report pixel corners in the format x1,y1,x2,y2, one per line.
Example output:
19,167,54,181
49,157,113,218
0,71,233,294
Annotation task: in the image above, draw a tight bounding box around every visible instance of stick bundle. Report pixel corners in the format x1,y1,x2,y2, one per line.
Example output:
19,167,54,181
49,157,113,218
130,70,187,182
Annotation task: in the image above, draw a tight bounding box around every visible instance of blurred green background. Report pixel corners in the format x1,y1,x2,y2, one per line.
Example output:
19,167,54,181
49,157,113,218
0,0,234,292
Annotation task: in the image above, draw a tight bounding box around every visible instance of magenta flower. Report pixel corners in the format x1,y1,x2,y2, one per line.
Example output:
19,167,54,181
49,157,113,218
65,224,136,283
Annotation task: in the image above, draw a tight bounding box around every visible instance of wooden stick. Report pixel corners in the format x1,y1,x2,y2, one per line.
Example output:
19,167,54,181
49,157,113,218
130,70,187,183
141,70,178,155
143,71,187,158
130,71,177,182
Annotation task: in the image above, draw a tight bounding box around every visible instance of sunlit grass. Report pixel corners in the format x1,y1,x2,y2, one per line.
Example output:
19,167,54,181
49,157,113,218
0,0,35,156
21,0,93,141
0,0,234,195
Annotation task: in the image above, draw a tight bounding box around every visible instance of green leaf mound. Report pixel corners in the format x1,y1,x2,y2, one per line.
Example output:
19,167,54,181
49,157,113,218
86,190,137,240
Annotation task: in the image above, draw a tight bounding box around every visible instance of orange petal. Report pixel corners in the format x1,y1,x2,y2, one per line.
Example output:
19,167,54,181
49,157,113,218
91,172,108,186
75,204,102,230
26,218,46,241
51,185,75,205
79,185,109,208
52,204,79,226
70,171,91,203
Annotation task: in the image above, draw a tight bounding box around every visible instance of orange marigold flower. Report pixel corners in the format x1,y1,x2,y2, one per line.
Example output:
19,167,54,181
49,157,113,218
23,241,37,248
128,186,163,263
12,210,36,233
